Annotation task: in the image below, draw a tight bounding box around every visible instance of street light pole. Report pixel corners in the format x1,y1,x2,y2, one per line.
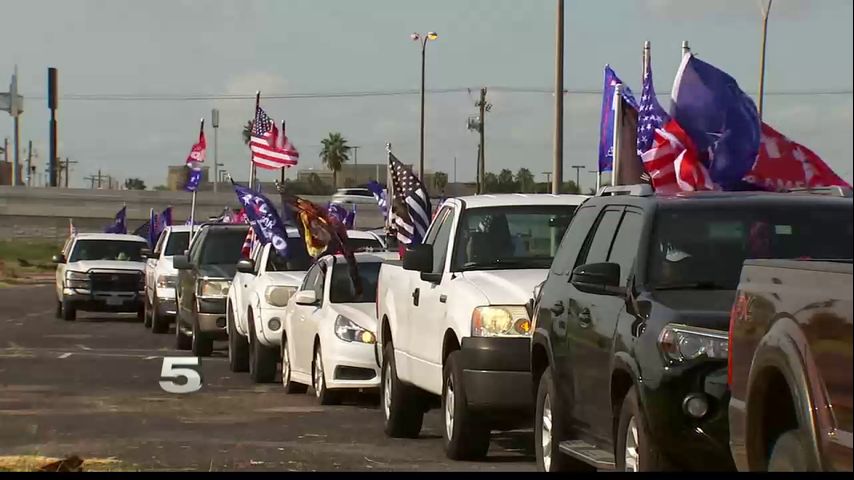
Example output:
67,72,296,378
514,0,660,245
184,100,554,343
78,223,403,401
552,0,565,195
758,0,773,120
212,108,220,192
571,165,584,193
413,32,438,180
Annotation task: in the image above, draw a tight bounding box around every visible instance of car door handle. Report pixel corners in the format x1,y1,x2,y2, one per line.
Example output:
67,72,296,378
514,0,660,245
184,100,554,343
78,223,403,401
578,308,592,328
550,301,565,316
412,288,420,306
439,294,447,303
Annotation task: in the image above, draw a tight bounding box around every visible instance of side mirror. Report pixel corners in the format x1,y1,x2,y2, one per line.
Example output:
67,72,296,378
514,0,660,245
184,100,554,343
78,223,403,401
236,259,256,274
571,262,622,295
173,255,192,270
52,253,66,264
403,244,433,273
294,290,318,306
140,248,152,259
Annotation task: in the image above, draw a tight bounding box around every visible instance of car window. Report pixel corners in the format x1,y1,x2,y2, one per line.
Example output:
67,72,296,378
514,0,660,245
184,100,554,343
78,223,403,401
346,236,385,253
153,231,167,256
607,210,644,287
69,240,146,262
452,205,578,271
329,261,382,303
301,264,320,291
576,207,623,267
164,232,190,256
429,207,455,273
268,246,312,272
423,207,451,245
551,206,598,275
314,262,327,303
188,228,207,265
198,229,248,265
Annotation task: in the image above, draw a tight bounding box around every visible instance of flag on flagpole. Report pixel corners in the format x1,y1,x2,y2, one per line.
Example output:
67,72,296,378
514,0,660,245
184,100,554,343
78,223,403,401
388,152,431,246
366,181,389,220
104,206,127,234
250,106,299,170
598,66,638,176
183,129,206,192
233,182,291,259
641,118,715,194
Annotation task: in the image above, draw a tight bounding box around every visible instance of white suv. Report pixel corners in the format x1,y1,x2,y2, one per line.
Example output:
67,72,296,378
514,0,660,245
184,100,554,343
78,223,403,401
144,225,193,333
54,233,149,321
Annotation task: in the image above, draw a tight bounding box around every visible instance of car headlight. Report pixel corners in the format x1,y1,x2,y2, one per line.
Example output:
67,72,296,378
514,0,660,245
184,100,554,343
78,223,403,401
265,286,297,307
157,274,177,289
197,279,230,298
334,315,376,344
471,306,532,337
65,270,89,289
658,323,728,363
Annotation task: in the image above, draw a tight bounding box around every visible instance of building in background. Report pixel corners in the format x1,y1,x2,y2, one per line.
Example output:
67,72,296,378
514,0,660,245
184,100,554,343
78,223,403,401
0,161,11,186
166,165,210,191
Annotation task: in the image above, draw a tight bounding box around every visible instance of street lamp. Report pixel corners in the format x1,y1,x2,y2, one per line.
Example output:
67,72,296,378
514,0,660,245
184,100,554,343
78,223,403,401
412,31,438,179
212,108,220,193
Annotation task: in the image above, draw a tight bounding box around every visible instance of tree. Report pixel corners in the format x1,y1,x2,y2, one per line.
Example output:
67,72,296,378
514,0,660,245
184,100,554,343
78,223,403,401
153,185,169,191
561,181,580,194
433,171,448,193
242,120,254,145
496,169,517,193
124,178,146,190
319,132,350,189
483,172,498,193
516,168,535,193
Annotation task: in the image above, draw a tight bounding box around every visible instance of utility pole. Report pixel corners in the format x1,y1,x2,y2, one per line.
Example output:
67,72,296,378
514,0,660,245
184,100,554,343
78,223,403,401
476,87,489,194
3,138,7,163
543,171,552,192
48,67,58,187
97,169,103,188
63,157,78,188
571,165,584,193
552,0,565,195
758,0,773,120
26,141,32,187
212,108,220,193
453,156,457,184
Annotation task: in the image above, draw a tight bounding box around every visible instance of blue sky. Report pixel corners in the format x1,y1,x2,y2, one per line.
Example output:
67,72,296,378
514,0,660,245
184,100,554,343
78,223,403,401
1,0,852,189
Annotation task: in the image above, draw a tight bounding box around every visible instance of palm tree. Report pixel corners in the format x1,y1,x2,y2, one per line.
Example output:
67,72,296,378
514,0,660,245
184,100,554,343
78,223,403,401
242,120,254,145
319,132,350,188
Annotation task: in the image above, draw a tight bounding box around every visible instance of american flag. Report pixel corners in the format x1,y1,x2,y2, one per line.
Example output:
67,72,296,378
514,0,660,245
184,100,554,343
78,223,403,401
389,153,431,246
637,58,669,156
641,118,715,194
240,226,260,259
250,106,299,170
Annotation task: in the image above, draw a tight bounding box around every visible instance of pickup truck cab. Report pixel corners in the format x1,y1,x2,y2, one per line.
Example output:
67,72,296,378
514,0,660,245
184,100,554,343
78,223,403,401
53,233,148,321
729,258,853,471
227,229,312,383
377,193,587,460
143,225,192,333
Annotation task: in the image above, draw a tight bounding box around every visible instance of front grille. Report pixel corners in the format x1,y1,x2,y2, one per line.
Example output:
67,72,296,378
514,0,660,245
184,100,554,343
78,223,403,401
89,271,142,292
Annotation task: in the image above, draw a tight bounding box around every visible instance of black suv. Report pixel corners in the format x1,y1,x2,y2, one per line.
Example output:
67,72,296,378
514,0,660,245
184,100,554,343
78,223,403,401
530,185,852,472
173,223,249,356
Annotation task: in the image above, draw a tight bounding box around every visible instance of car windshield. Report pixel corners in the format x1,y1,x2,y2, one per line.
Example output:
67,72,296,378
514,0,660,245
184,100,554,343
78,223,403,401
346,236,384,252
267,247,313,272
329,261,381,303
164,232,190,256
198,229,249,265
69,240,145,262
647,203,854,290
453,205,578,271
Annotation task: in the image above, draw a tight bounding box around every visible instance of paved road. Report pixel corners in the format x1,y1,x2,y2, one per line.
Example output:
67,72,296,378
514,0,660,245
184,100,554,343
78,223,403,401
0,285,535,471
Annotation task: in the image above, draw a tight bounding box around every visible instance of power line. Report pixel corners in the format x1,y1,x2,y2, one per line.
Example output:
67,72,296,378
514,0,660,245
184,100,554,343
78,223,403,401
22,86,853,102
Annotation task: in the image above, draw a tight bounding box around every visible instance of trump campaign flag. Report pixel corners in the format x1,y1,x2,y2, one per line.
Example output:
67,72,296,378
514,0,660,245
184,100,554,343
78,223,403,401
670,54,761,190
183,125,206,192
104,206,127,234
598,66,639,176
233,182,290,258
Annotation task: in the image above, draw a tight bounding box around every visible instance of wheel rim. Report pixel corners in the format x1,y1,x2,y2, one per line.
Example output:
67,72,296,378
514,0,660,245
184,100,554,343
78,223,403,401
314,350,324,398
282,342,290,386
625,416,639,472
542,393,553,471
383,361,392,420
444,375,455,440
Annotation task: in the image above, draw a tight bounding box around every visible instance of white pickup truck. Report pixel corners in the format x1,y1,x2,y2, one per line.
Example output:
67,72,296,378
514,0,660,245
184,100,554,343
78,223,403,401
227,230,313,383
144,225,192,333
376,194,587,460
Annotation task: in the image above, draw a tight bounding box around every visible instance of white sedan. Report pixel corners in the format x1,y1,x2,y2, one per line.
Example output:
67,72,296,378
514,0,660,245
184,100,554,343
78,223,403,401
281,253,383,404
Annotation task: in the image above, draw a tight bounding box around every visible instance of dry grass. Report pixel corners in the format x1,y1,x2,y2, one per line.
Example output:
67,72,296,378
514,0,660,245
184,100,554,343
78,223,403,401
0,455,132,472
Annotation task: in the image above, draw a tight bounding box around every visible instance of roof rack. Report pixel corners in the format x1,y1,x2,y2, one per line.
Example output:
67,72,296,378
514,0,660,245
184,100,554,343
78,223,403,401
596,184,655,197
788,186,853,198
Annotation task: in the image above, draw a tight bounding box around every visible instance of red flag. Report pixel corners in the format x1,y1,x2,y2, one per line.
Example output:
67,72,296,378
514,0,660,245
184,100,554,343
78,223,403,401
641,119,715,194
186,130,206,167
743,123,851,192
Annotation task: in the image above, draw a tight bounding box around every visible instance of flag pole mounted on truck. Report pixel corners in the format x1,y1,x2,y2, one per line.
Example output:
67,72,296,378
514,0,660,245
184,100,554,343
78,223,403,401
189,117,204,235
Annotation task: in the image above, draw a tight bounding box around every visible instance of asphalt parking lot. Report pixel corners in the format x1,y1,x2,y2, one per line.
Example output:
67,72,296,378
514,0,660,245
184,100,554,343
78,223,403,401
0,284,535,471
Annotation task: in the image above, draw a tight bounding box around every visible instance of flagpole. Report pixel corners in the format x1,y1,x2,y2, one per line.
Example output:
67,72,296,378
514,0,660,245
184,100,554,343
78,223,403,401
612,84,624,187
757,0,773,120
249,91,260,190
386,142,393,234
280,120,287,185
681,40,691,57
643,40,650,82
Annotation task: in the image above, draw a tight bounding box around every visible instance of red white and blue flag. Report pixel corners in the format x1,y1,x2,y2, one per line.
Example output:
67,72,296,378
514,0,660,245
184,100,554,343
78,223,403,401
641,119,715,194
250,106,299,170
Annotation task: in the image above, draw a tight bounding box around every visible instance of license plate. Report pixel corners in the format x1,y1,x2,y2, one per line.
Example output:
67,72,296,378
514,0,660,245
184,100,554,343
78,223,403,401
106,297,124,306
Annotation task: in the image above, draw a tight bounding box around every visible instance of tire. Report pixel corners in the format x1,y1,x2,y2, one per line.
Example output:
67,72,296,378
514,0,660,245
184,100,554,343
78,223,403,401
61,300,77,322
535,368,593,472
768,430,814,472
143,296,153,328
313,344,340,405
248,312,277,383
175,311,192,350
55,300,62,319
442,351,490,460
616,386,670,472
151,297,170,334
381,342,424,438
227,304,249,372
191,317,214,357
282,336,308,394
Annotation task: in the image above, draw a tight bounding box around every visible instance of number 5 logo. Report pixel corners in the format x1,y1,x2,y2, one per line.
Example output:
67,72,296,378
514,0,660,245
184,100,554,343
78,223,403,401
159,357,202,394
